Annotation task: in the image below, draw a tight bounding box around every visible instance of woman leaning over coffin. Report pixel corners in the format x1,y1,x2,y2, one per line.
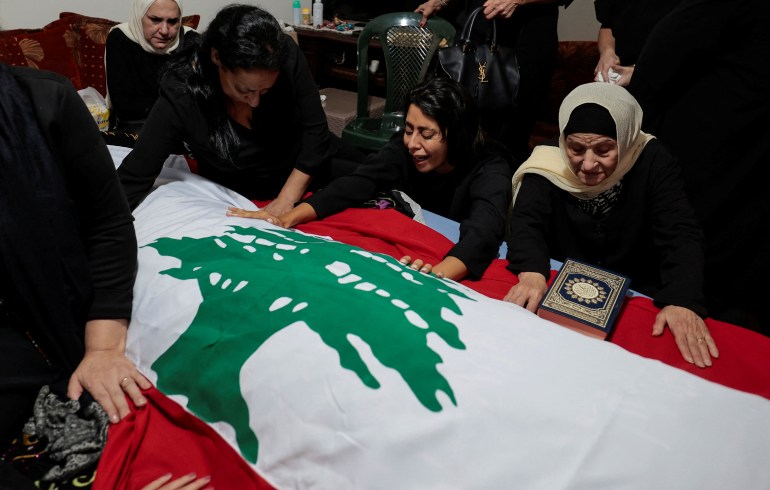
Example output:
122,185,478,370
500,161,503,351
228,76,513,282
503,82,719,368
105,0,199,132
118,4,350,217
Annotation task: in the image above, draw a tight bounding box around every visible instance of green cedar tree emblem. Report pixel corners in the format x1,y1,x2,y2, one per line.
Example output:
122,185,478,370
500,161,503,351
147,226,473,463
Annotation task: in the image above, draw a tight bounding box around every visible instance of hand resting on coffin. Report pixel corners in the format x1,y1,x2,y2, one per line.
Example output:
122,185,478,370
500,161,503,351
400,255,469,281
502,271,548,313
68,319,152,424
227,201,317,229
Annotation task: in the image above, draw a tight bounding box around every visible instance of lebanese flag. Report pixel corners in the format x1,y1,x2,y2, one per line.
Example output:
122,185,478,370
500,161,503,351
96,164,770,489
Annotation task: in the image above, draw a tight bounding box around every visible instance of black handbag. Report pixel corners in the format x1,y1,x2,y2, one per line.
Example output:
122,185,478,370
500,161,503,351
437,7,521,114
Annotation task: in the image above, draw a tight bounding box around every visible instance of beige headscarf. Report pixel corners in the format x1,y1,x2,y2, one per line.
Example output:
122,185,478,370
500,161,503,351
511,82,654,207
113,0,190,54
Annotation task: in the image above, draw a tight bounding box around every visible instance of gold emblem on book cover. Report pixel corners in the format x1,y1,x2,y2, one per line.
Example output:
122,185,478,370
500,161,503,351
565,278,607,304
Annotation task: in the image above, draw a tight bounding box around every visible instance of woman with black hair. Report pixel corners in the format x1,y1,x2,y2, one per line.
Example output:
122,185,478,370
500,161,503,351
118,4,345,217
228,77,513,281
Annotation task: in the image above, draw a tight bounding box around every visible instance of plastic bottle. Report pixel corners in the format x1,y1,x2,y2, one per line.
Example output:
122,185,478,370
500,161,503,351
302,7,311,25
313,0,323,28
292,0,301,26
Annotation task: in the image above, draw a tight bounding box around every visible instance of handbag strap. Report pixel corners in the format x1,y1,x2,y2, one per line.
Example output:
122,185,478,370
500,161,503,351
459,7,498,50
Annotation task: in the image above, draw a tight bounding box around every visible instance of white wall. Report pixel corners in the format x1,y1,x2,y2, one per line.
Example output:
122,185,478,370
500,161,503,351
0,0,598,40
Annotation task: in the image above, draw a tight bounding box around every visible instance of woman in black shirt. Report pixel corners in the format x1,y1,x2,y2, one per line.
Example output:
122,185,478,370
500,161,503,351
228,77,513,281
118,5,344,217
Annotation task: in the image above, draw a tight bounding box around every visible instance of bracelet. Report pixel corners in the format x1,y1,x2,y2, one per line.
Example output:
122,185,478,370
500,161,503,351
437,0,449,7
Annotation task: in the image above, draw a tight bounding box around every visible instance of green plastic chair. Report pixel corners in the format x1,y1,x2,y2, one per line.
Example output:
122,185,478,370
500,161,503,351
341,12,455,152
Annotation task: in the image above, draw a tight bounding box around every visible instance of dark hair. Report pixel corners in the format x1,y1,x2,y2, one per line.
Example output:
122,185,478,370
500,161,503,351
167,4,289,161
405,77,483,170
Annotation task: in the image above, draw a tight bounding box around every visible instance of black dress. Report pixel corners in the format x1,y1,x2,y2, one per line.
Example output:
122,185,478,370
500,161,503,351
506,140,707,316
105,28,200,130
1,66,136,447
118,35,335,208
628,0,770,331
305,135,513,278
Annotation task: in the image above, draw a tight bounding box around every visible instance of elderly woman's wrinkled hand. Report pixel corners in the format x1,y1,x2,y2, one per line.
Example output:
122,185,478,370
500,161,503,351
653,305,719,368
226,207,283,226
503,271,548,313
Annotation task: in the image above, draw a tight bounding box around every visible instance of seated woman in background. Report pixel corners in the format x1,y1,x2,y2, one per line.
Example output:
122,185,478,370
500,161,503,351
118,4,350,216
106,0,199,133
227,77,513,282
503,82,719,368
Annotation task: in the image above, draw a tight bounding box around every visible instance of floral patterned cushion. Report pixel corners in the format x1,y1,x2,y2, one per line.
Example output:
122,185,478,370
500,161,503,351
0,12,201,96
0,24,82,89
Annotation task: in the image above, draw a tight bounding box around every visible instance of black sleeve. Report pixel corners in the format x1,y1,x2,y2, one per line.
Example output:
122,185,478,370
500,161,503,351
645,148,707,316
303,135,405,218
446,153,512,279
628,0,728,130
117,78,189,209
593,0,613,26
41,74,138,319
286,39,333,177
505,174,554,280
105,29,160,123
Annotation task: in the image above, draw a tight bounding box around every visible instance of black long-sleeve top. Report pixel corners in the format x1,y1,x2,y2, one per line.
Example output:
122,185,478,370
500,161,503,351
105,28,200,128
506,140,707,316
10,66,137,320
118,35,332,208
305,135,513,278
593,0,684,65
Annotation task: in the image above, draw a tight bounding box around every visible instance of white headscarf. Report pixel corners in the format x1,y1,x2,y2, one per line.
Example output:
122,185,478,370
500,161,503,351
113,0,189,54
511,82,654,207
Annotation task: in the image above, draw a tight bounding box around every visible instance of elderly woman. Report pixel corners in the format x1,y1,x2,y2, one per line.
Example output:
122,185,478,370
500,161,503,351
503,82,719,368
228,77,513,282
105,0,199,132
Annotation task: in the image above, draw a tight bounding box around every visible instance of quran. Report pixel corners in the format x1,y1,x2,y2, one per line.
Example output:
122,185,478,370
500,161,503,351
538,258,631,340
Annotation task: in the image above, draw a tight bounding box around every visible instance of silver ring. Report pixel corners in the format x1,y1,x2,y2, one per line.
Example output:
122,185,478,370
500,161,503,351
120,376,130,387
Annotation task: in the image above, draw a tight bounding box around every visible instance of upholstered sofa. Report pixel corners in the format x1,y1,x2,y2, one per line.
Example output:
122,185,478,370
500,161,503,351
0,12,200,97
529,40,599,147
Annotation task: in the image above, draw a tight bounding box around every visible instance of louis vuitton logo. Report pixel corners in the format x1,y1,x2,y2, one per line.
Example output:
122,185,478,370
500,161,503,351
478,62,488,83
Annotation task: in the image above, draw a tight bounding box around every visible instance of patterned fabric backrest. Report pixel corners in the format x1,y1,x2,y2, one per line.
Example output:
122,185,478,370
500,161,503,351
0,13,201,96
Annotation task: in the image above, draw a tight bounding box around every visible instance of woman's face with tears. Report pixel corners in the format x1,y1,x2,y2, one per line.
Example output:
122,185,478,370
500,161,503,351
403,104,452,175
